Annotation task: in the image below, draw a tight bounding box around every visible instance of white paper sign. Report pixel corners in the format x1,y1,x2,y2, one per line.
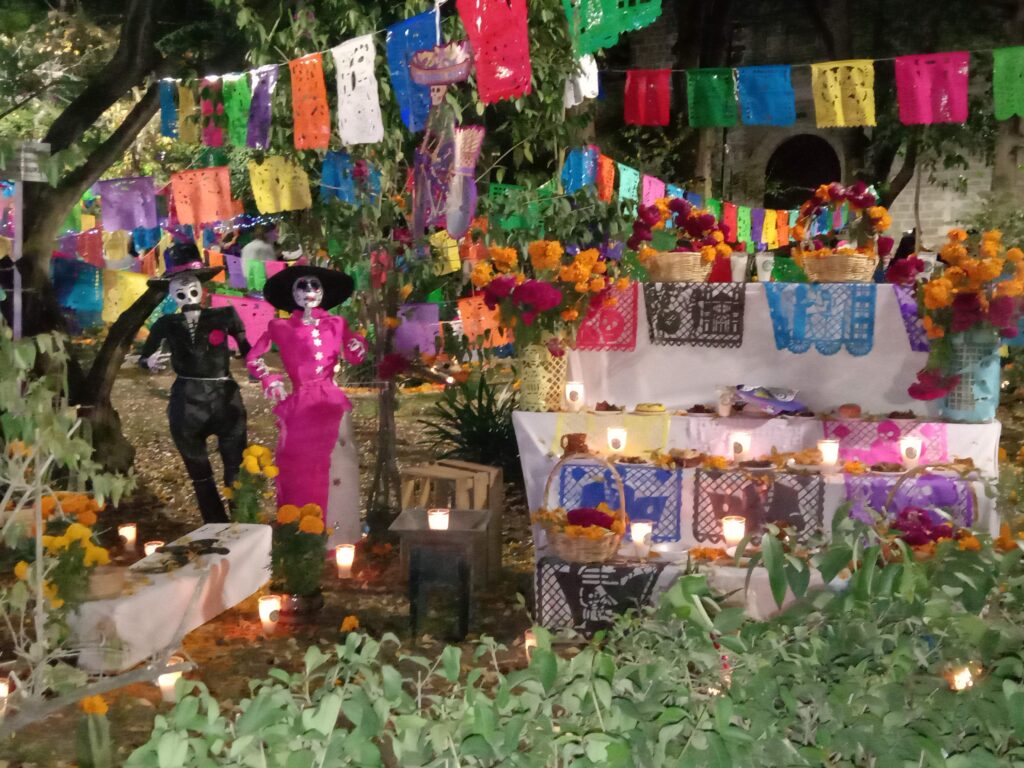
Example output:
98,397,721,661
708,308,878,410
331,35,384,145
563,55,599,110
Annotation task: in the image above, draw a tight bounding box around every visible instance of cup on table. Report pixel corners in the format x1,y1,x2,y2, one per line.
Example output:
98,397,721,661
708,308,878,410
560,432,588,455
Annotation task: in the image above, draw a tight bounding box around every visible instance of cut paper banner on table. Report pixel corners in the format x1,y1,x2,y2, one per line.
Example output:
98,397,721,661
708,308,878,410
894,52,969,125
170,167,235,228
393,302,441,355
596,154,616,202
562,0,663,56
624,69,671,126
993,46,1024,120
645,283,745,348
386,10,435,132
764,282,876,356
289,53,331,150
95,177,157,232
561,146,598,194
210,294,276,347
247,65,279,149
844,473,974,528
810,59,876,128
893,284,930,352
223,74,251,146
457,295,513,348
248,157,313,214
331,35,384,146
457,0,532,104
577,283,638,351
687,68,737,127
101,269,149,323
564,54,599,109
693,470,824,544
737,65,796,126
199,77,225,147
159,80,177,138
821,419,949,466
641,175,666,206
177,83,199,144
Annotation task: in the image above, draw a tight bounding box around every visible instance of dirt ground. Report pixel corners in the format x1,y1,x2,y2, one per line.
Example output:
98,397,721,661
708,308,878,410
4,360,535,766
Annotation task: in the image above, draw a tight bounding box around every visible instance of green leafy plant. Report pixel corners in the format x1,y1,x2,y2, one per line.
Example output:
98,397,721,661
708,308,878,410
271,504,327,597
422,375,520,477
229,444,276,524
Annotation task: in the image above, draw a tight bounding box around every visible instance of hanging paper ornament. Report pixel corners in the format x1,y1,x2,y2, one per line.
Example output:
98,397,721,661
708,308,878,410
722,202,738,242
750,209,765,249
77,230,104,268
596,154,616,202
617,163,639,203
288,53,331,150
386,10,436,132
321,151,357,203
456,0,532,104
447,126,486,240
429,232,461,276
199,77,225,147
762,209,778,249
331,35,384,146
458,295,514,348
562,0,662,56
223,74,251,147
687,68,737,127
993,47,1024,120
177,83,200,144
248,156,313,214
894,52,969,125
159,80,177,138
95,177,158,232
641,175,665,206
394,302,442,354
624,69,671,126
412,94,457,235
564,54,599,110
776,210,790,246
705,198,722,223
101,269,149,323
810,60,875,128
170,167,235,228
247,65,279,150
737,65,795,126
735,206,751,247
561,146,598,194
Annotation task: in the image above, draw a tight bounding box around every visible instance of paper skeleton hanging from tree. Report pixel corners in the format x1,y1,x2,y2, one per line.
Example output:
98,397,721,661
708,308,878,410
246,265,367,546
138,243,250,523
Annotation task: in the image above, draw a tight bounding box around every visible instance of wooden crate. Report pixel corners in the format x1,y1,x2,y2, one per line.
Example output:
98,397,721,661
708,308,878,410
436,460,504,580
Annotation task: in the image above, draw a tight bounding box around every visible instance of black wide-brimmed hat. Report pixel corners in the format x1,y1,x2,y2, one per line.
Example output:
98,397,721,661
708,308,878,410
262,264,355,312
148,242,223,287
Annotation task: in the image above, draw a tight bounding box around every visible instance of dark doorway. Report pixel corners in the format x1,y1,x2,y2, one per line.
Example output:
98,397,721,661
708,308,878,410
764,135,841,209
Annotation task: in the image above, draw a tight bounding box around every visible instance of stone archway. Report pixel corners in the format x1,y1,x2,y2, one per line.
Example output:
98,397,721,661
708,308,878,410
764,135,842,209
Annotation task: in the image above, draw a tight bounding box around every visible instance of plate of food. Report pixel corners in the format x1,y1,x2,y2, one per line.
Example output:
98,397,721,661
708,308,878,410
668,448,704,468
632,402,667,415
870,462,906,476
686,404,715,417
590,401,624,415
739,459,775,472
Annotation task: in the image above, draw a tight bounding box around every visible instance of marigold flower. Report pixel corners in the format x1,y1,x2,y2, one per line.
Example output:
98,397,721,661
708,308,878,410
490,246,518,273
958,534,981,552
14,560,29,580
399,284,413,300
574,281,589,293
298,516,325,535
41,496,57,518
276,505,300,525
589,277,605,292
222,486,234,500
615,277,630,290
340,615,360,632
842,460,867,475
385,317,402,329
263,465,280,479
80,695,108,716
83,545,110,567
65,522,92,542
948,228,968,242
77,510,97,527
560,309,579,321
923,278,954,310
300,503,323,518
242,456,261,475
470,261,494,288
43,581,63,609
922,316,945,339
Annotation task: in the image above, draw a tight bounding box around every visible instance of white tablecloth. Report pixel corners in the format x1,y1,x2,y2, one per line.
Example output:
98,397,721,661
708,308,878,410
72,523,271,672
569,283,935,413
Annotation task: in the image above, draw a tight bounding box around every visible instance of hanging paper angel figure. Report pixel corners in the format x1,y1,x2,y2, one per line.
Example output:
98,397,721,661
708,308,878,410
445,126,485,240
246,265,367,546
411,84,457,236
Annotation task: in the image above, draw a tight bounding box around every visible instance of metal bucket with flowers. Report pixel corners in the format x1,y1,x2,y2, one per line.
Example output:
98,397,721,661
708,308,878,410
791,182,891,282
532,453,627,563
627,197,733,282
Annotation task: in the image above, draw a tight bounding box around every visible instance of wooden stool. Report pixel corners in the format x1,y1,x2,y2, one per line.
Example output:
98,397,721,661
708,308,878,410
389,507,491,593
408,547,471,640
435,460,504,580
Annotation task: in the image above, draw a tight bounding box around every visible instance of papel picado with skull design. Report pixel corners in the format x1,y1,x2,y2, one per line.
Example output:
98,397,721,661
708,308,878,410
138,242,251,523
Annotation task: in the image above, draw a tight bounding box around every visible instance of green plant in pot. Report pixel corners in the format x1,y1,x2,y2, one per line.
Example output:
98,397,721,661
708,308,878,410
270,503,327,622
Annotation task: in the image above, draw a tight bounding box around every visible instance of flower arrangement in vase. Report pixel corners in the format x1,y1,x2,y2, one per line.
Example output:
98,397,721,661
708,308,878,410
908,229,1022,420
791,182,892,282
626,197,733,282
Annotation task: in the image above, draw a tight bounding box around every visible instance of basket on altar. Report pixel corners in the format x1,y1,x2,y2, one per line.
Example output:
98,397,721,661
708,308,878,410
531,452,628,563
791,182,892,283
645,251,713,282
627,196,732,282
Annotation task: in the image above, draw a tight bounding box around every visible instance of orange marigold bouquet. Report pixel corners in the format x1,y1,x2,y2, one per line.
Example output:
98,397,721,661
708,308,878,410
626,196,733,265
271,503,327,596
791,182,893,268
531,502,627,539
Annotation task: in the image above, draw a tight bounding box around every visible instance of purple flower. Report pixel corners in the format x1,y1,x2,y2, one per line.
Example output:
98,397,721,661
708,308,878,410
601,241,624,262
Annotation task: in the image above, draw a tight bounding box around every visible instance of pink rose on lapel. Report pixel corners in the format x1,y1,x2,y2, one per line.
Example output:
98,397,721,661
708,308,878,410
208,329,226,346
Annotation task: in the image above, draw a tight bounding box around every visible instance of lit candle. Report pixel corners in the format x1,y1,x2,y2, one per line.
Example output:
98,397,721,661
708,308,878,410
0,676,9,715
631,521,653,559
157,656,184,703
143,540,164,557
523,630,537,660
427,508,450,531
335,544,355,578
118,523,137,549
258,594,281,635
607,427,627,453
949,665,974,692
899,436,924,469
722,515,746,551
818,439,840,470
730,432,752,461
564,381,585,412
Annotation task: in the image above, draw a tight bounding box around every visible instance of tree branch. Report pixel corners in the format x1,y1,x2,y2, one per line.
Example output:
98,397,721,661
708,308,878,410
880,136,920,208
801,0,837,58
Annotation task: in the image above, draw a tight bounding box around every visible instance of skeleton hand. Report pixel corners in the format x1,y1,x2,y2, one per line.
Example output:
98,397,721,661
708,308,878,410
346,338,365,355
144,351,171,372
267,380,287,403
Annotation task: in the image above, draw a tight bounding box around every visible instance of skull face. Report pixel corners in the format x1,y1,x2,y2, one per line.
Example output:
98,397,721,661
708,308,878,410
169,274,202,310
293,276,323,309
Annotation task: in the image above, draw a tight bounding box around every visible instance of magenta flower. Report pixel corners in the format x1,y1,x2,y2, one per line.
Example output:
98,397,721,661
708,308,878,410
483,274,517,309
885,256,925,285
566,507,615,529
951,293,984,333
908,370,961,401
877,236,894,258
668,198,692,217
988,295,1018,331
546,337,565,357
893,506,954,546
638,204,661,227
208,329,225,346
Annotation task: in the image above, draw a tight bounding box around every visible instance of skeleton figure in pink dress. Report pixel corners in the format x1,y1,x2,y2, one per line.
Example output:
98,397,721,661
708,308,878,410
246,265,367,545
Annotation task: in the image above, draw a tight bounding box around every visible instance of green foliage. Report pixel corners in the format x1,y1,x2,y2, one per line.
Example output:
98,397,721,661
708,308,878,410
271,517,327,597
76,710,112,768
421,375,520,477
967,195,1024,249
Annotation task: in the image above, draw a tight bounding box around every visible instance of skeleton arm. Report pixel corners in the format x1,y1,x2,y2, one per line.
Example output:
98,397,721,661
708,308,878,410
245,328,286,402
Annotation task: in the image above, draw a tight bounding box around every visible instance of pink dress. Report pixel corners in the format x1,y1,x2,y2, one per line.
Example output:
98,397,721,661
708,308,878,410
246,309,367,514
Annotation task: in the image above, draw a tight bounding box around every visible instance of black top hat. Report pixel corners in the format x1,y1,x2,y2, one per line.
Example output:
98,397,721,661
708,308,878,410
262,264,355,312
147,242,223,287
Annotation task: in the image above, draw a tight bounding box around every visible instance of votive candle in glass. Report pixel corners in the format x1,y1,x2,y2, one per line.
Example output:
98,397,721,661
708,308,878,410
722,515,746,548
564,381,585,412
427,508,450,531
157,656,184,703
899,436,924,469
118,523,137,549
631,521,653,559
607,427,628,453
258,594,281,635
143,540,164,557
335,544,355,578
818,439,840,470
730,432,752,461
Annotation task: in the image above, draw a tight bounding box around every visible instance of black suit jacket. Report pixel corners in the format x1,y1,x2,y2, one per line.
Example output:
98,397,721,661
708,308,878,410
139,307,251,378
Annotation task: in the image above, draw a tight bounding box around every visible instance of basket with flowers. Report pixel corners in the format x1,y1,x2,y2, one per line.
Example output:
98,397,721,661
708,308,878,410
626,197,733,282
791,182,892,282
531,453,628,563
908,229,1022,421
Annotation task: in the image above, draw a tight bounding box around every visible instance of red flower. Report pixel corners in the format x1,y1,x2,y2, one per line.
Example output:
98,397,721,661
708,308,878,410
483,274,517,309
637,204,661,227
208,329,225,346
988,295,1018,331
545,337,565,358
877,236,895,258
885,256,924,285
378,353,411,380
566,507,615,529
908,369,960,401
950,293,984,333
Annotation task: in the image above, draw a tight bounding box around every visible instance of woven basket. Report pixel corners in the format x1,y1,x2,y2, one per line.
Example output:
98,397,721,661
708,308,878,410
798,252,878,283
646,251,712,282
539,453,626,563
